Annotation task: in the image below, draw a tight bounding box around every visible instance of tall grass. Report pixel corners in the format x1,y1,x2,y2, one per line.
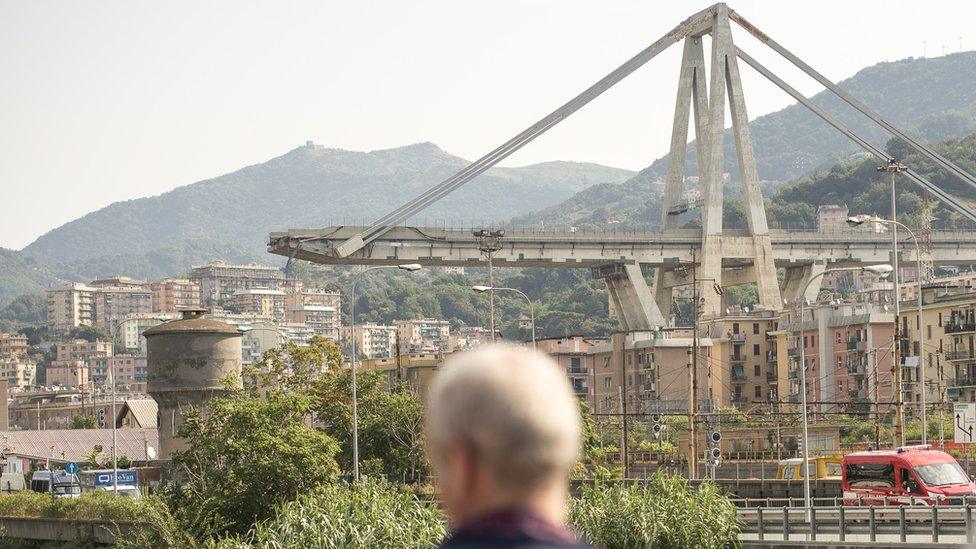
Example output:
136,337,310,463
570,473,741,549
213,480,447,549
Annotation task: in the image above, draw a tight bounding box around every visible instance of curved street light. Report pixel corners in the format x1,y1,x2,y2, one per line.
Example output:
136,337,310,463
471,285,536,349
109,314,170,495
848,214,927,444
349,263,422,481
795,263,892,517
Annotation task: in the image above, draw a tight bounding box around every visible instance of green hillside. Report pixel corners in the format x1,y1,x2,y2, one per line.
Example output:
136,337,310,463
635,52,976,184
516,133,976,233
21,143,633,264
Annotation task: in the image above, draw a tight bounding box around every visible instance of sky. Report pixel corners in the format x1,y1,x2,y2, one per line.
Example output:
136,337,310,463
2,0,974,250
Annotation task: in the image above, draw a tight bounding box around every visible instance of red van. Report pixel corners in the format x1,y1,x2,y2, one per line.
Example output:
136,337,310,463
842,445,976,505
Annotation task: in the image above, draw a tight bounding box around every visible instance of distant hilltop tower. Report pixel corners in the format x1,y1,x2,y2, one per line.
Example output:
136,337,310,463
144,308,242,460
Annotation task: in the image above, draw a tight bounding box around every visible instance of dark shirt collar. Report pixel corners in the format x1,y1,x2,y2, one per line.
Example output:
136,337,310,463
451,507,580,544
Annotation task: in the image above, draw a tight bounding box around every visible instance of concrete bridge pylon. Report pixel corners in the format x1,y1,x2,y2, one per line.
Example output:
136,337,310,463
652,4,781,322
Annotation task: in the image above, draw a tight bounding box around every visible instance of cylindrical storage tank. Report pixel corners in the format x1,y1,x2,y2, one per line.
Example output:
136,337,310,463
144,309,242,460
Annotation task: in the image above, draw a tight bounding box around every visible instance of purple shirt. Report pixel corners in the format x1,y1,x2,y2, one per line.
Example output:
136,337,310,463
438,508,591,549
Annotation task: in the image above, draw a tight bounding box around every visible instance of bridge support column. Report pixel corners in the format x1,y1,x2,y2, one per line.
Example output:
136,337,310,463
599,264,665,330
780,264,826,306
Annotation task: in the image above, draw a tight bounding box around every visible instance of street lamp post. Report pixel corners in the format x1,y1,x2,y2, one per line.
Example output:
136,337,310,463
796,264,893,517
109,315,169,495
848,214,926,443
349,264,422,481
471,286,535,348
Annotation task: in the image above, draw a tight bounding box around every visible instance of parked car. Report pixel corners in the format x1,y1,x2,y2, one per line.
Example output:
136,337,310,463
842,444,976,505
775,456,843,480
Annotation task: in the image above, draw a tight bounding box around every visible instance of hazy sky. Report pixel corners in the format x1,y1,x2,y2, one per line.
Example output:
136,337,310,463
2,0,973,249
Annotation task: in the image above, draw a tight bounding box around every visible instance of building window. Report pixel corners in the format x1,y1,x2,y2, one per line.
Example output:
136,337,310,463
733,323,740,334
570,357,581,368
753,323,759,335
754,364,760,377
803,336,808,348
836,332,842,344
604,377,612,389
753,344,760,356
755,385,762,398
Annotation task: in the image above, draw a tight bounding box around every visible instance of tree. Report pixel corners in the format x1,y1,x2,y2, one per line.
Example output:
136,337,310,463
312,369,429,481
166,387,341,539
68,325,110,343
70,414,97,429
249,335,341,391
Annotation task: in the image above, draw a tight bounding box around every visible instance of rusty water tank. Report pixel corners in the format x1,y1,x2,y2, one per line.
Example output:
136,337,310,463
145,309,242,459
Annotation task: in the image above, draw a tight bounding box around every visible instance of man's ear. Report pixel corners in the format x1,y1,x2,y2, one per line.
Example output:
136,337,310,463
452,438,478,492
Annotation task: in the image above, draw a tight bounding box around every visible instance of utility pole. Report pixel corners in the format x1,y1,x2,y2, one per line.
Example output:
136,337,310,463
879,159,908,446
687,258,700,480
475,230,504,342
873,349,881,448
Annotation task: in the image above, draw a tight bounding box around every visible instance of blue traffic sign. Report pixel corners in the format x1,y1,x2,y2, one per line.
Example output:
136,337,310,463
64,462,78,475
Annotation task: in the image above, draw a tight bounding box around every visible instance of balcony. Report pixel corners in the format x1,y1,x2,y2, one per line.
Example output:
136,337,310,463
731,333,747,345
730,354,745,364
642,381,656,392
951,375,976,388
945,350,976,362
846,361,867,375
765,350,777,363
846,339,867,353
572,384,589,396
567,366,587,375
787,347,799,358
946,322,976,335
731,365,746,381
766,371,777,382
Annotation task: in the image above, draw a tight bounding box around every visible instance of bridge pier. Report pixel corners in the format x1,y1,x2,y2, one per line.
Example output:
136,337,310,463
780,263,826,306
597,264,666,330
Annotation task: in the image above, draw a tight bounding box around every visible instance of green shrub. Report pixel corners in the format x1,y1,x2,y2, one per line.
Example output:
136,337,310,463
215,480,447,549
570,473,741,549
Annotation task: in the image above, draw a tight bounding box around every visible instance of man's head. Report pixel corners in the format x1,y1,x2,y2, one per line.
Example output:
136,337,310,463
425,344,581,526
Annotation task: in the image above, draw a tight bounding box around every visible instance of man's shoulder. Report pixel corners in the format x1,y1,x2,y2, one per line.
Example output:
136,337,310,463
439,535,591,549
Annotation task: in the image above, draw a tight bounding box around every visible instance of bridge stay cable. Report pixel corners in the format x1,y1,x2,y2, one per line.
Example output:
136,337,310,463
332,7,718,258
729,9,976,193
735,47,976,225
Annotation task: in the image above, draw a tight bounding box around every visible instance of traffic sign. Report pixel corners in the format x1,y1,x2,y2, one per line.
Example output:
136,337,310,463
64,462,78,475
954,403,976,444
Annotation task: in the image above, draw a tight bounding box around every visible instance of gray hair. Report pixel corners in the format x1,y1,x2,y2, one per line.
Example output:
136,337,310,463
425,344,581,491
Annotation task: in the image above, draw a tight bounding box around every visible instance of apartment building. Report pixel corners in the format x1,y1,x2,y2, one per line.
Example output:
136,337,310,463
778,302,894,412
285,288,341,339
53,340,112,363
450,326,489,352
46,283,96,337
587,330,716,416
233,289,287,320
0,358,36,388
0,333,28,360
151,278,201,315
362,353,441,398
118,313,168,355
702,310,784,408
188,261,284,306
46,360,89,387
92,286,153,330
898,283,976,403
88,355,148,391
396,318,450,354
536,336,603,400
340,324,397,359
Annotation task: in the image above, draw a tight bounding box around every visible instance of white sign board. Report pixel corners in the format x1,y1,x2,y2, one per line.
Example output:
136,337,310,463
954,403,976,444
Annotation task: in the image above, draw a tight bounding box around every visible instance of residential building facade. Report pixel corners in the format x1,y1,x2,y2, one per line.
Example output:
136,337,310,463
0,333,28,360
340,324,397,359
188,262,284,306
151,278,201,315
396,318,450,354
46,283,96,337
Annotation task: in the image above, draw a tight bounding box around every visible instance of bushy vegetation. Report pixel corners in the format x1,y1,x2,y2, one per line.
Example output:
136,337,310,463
212,480,447,549
571,474,741,549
